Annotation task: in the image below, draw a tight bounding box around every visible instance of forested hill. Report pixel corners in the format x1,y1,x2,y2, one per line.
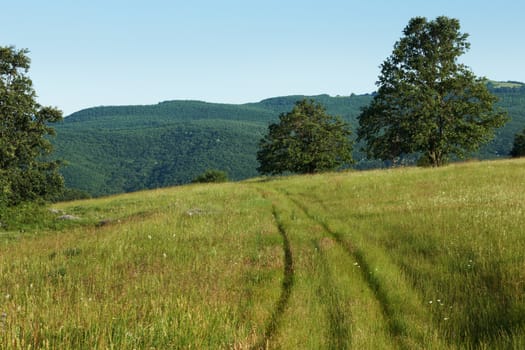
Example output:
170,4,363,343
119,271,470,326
52,94,372,196
52,84,525,197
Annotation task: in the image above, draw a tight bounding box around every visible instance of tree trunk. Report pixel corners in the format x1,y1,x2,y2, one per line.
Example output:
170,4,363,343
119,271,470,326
428,150,444,167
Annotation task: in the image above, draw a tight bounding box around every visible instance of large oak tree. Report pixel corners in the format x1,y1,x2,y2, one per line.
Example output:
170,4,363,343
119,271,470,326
357,16,508,166
1,46,63,206
257,99,353,175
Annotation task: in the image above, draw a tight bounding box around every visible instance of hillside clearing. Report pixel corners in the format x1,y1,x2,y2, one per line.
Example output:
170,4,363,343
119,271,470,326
1,159,525,349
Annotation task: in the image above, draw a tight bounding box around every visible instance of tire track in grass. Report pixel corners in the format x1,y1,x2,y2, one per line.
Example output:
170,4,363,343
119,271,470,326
282,192,411,348
312,239,352,350
251,199,294,350
285,191,450,349
259,188,352,349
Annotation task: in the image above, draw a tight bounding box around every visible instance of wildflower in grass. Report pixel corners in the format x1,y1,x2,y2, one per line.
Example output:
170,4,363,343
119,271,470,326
148,235,152,240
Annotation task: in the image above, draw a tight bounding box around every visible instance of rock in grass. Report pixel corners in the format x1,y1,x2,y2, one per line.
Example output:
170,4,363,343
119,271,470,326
57,214,80,221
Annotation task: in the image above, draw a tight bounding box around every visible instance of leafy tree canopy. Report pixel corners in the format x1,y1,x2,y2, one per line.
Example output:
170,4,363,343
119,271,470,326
510,128,525,158
357,16,508,166
257,99,353,175
0,46,63,206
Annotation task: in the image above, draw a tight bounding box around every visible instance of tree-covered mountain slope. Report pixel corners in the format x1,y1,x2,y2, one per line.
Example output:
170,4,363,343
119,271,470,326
51,84,525,197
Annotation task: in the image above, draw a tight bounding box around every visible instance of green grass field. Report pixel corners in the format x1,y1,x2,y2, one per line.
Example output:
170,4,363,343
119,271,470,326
1,159,525,349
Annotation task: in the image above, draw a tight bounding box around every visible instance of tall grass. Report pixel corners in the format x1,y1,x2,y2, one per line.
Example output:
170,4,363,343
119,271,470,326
1,184,283,349
274,159,525,348
1,159,524,349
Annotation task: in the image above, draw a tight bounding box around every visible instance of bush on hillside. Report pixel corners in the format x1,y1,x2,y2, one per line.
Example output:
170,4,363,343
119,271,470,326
51,188,92,202
192,169,229,184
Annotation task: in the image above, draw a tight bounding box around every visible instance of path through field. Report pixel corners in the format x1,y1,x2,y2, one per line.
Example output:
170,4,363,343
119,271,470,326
251,186,444,349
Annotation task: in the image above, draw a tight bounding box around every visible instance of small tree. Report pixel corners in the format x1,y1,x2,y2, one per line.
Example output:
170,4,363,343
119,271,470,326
257,99,353,175
357,16,508,167
192,169,229,183
510,128,525,158
0,46,63,206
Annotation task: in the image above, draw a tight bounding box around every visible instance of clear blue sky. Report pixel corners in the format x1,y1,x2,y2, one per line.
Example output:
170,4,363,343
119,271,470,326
3,0,524,115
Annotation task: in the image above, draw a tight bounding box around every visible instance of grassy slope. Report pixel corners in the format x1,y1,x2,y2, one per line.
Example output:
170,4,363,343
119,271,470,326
1,159,525,349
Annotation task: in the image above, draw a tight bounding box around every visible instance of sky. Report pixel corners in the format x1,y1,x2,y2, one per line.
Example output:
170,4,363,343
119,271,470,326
3,0,524,115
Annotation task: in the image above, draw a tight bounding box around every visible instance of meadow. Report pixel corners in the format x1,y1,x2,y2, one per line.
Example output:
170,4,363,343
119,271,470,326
1,159,524,349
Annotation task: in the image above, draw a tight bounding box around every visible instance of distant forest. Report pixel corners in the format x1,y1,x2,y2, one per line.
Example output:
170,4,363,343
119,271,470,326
51,83,525,197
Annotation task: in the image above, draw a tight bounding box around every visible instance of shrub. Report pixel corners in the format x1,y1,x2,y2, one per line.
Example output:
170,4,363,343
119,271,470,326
192,169,229,184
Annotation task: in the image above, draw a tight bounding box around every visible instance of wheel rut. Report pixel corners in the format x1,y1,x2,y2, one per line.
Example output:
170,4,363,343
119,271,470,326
256,188,352,349
251,197,294,350
312,238,352,350
281,191,411,347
